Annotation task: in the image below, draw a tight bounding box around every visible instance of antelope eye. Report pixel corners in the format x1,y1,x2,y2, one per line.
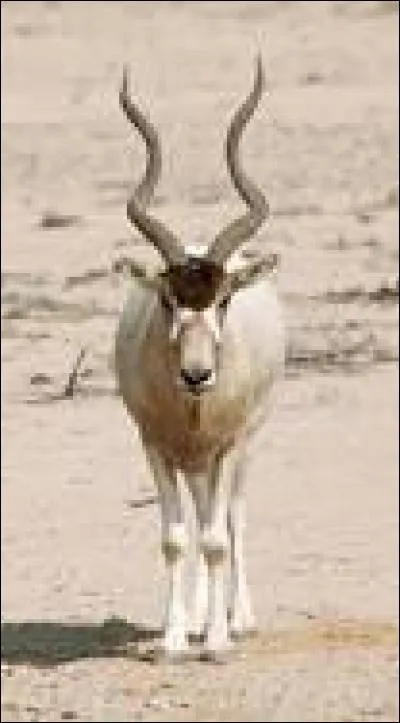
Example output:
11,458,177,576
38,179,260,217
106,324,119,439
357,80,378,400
160,294,173,312
219,295,230,312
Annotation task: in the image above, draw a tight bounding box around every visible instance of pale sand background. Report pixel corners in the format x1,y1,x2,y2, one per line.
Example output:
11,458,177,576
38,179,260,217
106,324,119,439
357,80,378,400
1,1,399,720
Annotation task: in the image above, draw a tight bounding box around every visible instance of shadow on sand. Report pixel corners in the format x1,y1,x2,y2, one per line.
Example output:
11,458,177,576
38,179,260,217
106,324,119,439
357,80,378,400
2,617,398,668
1,618,162,666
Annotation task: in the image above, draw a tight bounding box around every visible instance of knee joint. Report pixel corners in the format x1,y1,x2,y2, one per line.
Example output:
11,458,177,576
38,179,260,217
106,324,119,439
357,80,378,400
162,523,187,561
201,527,228,565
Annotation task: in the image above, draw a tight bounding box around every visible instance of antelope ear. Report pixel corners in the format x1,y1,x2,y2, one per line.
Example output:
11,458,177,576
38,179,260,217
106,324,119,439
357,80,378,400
112,256,164,292
227,252,279,293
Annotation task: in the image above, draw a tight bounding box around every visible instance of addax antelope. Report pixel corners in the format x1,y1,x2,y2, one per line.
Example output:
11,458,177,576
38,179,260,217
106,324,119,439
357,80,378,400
115,56,284,656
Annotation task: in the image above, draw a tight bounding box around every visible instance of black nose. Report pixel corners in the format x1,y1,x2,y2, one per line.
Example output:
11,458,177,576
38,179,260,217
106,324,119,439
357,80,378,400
180,368,213,387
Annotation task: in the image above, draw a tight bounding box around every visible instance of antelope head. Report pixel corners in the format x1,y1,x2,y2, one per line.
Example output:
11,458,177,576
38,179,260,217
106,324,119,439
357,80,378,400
119,57,278,395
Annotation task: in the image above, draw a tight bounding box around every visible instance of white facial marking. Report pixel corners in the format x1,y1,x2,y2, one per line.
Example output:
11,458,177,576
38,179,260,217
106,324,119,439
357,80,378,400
168,305,221,343
203,305,221,341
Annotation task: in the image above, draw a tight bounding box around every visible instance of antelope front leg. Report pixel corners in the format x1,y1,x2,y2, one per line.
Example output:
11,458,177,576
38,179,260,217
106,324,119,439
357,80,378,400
188,549,208,639
186,474,209,639
144,444,188,655
200,453,232,653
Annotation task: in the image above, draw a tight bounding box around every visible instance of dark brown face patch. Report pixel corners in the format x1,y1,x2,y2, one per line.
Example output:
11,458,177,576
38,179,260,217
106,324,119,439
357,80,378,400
164,258,224,310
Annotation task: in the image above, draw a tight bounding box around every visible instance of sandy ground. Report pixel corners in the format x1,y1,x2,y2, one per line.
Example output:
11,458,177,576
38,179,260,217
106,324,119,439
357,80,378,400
1,1,399,721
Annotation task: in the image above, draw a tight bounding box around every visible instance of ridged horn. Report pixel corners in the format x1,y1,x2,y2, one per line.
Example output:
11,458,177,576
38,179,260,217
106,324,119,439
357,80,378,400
206,55,269,265
120,65,186,266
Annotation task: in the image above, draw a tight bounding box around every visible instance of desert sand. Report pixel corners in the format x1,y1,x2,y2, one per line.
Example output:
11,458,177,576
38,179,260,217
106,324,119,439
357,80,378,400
1,1,399,721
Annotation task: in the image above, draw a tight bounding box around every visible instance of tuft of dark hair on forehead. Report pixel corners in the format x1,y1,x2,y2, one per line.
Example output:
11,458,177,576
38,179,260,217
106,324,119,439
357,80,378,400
165,257,224,310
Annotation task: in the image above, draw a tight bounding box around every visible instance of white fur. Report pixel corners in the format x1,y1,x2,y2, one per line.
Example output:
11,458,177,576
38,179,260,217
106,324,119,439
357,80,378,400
115,247,284,655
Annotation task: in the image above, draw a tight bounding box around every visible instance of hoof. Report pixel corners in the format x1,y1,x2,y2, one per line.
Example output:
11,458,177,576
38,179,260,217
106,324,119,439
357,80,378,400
151,625,189,660
152,639,191,663
202,625,233,662
199,640,233,664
